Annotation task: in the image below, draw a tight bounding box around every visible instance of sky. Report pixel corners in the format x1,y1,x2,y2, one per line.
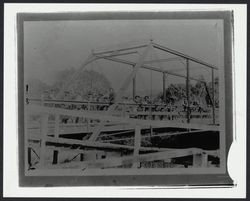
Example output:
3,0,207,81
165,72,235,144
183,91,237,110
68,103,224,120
24,19,223,94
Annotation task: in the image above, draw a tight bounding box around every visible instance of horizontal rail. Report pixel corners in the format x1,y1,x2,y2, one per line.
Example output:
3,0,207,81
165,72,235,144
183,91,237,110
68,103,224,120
152,42,219,70
99,129,212,143
98,55,208,83
93,50,138,59
29,99,216,110
43,147,219,169
44,136,168,152
93,44,148,55
144,57,182,64
27,105,220,131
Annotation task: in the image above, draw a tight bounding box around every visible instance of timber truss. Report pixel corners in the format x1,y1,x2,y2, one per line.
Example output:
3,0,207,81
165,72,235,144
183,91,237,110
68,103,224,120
26,39,220,171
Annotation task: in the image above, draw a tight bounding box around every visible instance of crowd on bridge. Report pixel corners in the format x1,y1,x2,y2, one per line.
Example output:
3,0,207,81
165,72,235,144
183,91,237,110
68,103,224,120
39,88,211,115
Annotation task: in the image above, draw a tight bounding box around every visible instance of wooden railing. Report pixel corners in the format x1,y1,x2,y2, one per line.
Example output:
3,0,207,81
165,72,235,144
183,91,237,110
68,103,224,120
26,104,220,171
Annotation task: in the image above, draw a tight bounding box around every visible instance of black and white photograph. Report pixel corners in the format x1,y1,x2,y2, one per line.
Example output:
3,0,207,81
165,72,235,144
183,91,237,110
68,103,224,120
16,10,236,187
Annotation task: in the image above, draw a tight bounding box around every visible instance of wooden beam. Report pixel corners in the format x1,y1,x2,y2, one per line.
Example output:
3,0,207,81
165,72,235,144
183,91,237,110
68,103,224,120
39,114,49,166
212,69,215,124
27,105,220,131
144,57,182,64
87,43,152,142
115,43,152,103
133,75,136,100
99,56,207,84
94,50,138,59
43,136,169,152
163,72,166,103
44,148,219,169
98,129,215,143
54,114,60,138
133,125,141,168
186,59,190,123
152,42,219,70
93,44,148,55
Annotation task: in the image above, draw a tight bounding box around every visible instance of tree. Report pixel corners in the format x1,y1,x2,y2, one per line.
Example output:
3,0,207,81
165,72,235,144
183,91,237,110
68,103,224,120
52,68,112,99
26,78,50,98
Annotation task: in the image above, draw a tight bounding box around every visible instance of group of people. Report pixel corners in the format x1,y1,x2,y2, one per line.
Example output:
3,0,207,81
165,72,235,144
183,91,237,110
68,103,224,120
41,88,210,112
39,88,210,124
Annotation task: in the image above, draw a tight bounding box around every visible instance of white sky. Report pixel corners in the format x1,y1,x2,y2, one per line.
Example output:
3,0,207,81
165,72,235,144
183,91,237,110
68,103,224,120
24,19,223,94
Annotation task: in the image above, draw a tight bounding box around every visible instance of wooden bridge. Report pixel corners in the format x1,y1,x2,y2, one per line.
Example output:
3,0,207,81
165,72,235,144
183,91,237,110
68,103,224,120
25,39,220,172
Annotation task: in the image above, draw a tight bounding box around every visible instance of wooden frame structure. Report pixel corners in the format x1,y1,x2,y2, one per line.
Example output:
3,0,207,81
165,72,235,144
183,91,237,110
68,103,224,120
26,39,220,171
59,39,218,124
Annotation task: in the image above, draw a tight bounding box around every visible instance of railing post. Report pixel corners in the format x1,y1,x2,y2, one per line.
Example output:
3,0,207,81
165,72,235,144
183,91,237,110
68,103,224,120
28,147,32,168
40,113,49,167
41,94,44,106
52,150,59,164
212,69,215,124
186,59,190,123
133,125,141,168
163,72,166,103
133,73,136,101
80,153,84,161
54,114,60,138
193,152,208,167
87,101,90,132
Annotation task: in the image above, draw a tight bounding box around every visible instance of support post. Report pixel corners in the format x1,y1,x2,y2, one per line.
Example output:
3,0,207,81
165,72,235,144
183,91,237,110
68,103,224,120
133,125,141,168
186,59,190,123
133,74,136,100
28,147,32,168
54,114,60,138
80,153,84,161
212,69,215,124
52,150,59,164
87,43,152,143
163,72,166,103
193,153,208,167
40,113,49,167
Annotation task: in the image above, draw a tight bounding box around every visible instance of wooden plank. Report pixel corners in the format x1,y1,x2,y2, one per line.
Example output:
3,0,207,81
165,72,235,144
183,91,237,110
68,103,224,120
152,42,219,70
27,105,220,131
44,136,168,152
163,72,166,103
133,125,141,168
39,114,49,166
93,43,148,55
212,69,215,124
88,44,152,142
186,59,190,123
54,114,60,138
102,56,208,84
44,148,219,169
98,129,214,143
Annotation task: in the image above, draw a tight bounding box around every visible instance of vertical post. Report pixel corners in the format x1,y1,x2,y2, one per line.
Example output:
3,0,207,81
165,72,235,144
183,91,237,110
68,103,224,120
80,153,84,161
87,101,90,132
163,72,166,103
54,114,60,138
41,94,44,106
40,113,49,167
212,69,215,124
25,84,29,105
52,150,59,164
133,125,141,168
28,147,32,168
133,74,136,100
201,153,208,167
150,126,153,143
193,153,208,167
186,59,190,123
